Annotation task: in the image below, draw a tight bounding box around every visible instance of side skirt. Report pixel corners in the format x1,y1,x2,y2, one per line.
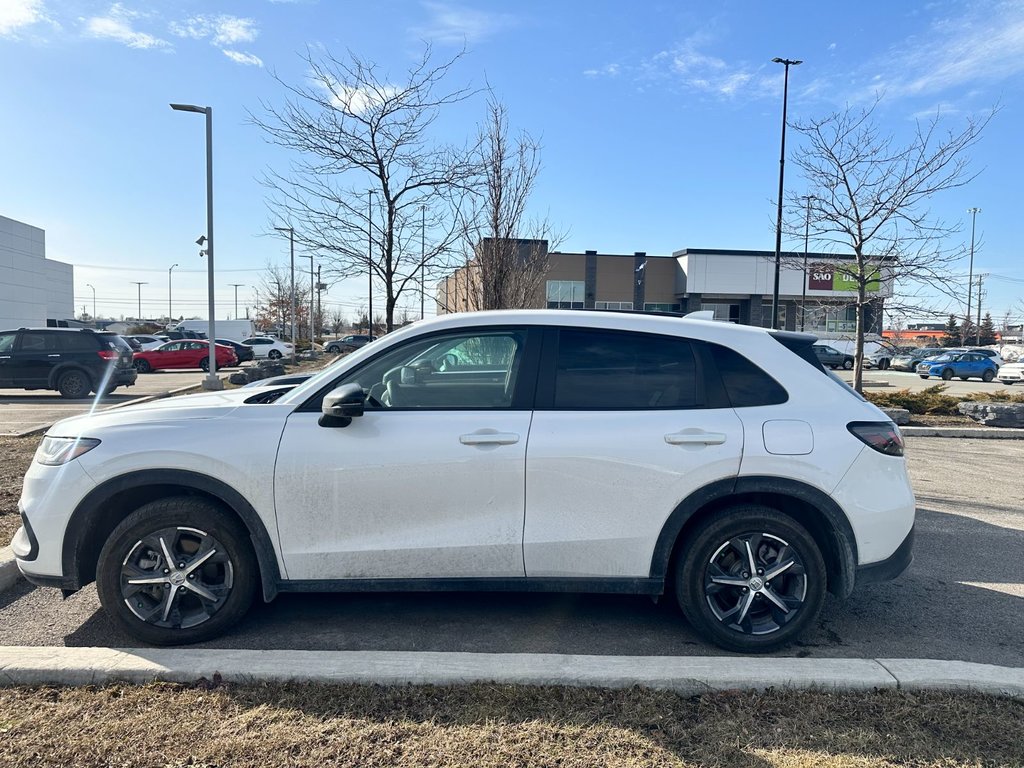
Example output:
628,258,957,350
277,577,664,596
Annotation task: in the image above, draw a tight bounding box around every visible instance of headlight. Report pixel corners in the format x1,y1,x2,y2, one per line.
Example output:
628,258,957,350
34,436,101,466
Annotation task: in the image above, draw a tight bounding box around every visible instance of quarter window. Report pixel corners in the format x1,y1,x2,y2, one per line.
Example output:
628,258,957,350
707,344,787,407
553,329,699,409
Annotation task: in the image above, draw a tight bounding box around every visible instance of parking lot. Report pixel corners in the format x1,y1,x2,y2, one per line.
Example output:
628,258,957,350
0,370,215,435
1,436,1020,665
837,368,1018,395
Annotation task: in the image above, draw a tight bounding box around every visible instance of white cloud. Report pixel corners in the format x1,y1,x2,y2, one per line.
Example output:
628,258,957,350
828,42,837,51
83,4,169,49
317,79,400,114
412,1,517,43
0,0,46,37
169,14,258,46
223,49,263,67
583,63,620,77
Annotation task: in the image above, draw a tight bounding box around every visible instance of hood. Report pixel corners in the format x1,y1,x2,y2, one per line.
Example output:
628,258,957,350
45,388,262,438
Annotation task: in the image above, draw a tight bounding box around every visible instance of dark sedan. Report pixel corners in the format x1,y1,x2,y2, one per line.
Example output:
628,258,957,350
215,338,255,363
812,344,854,370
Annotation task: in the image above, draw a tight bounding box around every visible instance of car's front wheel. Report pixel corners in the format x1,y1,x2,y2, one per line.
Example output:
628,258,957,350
96,498,257,645
200,358,210,372
268,349,282,360
920,374,930,379
982,369,995,382
675,507,826,653
842,359,854,370
327,344,340,353
941,369,954,380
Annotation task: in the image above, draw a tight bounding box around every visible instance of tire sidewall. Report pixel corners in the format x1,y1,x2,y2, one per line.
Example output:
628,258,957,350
96,498,257,646
675,507,827,653
57,369,91,398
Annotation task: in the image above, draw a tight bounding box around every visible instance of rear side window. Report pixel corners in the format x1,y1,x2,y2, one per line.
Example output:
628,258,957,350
706,344,787,407
57,333,100,352
553,329,700,409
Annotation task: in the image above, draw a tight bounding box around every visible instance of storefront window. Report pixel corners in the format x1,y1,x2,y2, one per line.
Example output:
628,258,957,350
595,301,633,310
546,280,585,309
701,303,740,322
760,303,787,329
643,303,682,312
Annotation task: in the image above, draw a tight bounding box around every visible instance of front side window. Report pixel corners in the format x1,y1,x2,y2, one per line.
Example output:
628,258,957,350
553,329,699,409
18,332,50,351
0,333,16,353
334,330,526,409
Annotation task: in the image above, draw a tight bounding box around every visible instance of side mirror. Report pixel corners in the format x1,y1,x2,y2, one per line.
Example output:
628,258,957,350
319,383,366,428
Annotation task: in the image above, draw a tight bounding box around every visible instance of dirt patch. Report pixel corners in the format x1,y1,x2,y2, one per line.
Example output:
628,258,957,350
0,683,1019,767
0,436,39,545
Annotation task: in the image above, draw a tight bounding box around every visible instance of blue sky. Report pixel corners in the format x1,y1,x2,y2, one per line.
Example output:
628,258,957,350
1,0,1022,325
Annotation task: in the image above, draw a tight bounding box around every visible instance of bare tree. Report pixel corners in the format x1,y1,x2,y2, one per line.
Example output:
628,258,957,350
457,98,564,311
256,263,309,339
253,45,478,332
789,99,992,391
328,307,346,335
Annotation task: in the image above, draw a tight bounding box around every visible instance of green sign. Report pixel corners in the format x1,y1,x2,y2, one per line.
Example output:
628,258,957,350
808,264,881,292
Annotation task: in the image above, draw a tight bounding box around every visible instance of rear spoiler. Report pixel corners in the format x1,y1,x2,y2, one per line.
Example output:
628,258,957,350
769,330,826,373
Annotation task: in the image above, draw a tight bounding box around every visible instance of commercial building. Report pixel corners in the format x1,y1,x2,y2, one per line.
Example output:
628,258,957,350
438,243,891,335
0,215,74,329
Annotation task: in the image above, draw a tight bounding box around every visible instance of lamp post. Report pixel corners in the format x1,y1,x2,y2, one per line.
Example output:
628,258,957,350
367,190,375,339
800,195,813,332
966,207,980,344
273,226,296,361
308,253,316,355
168,263,178,323
131,281,148,321
420,204,426,320
770,57,802,330
85,283,96,326
228,283,245,320
170,102,221,390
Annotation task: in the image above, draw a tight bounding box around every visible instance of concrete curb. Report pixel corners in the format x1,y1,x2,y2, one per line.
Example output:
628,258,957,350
901,426,1024,439
0,547,19,594
0,647,1020,698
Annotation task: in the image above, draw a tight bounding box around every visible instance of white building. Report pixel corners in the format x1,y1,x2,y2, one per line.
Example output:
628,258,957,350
0,215,74,329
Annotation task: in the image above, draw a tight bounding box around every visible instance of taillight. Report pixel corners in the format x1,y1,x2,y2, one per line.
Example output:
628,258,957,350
97,350,118,360
847,421,904,456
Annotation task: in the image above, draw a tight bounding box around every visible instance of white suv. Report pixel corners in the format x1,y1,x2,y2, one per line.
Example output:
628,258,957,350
12,310,915,652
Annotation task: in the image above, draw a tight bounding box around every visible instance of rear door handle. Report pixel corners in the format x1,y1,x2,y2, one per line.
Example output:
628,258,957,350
665,431,727,446
460,432,520,446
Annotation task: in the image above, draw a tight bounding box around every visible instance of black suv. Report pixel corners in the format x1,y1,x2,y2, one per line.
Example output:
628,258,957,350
0,328,137,398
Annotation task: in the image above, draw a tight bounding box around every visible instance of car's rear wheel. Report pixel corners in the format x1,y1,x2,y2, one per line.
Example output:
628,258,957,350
920,375,929,379
879,359,890,370
134,359,152,373
327,345,340,353
842,359,854,370
200,358,210,372
982,369,995,382
57,369,91,399
96,497,256,645
675,507,826,653
268,349,282,360
941,369,954,380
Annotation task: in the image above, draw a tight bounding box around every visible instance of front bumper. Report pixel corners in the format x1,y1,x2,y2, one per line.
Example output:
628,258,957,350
856,525,914,585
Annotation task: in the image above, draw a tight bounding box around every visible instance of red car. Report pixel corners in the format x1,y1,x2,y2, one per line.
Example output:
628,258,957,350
132,340,237,373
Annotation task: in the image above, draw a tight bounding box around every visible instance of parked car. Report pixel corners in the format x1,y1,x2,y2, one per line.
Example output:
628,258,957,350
13,311,915,652
889,347,946,372
865,345,912,370
132,340,237,373
965,348,1003,368
997,360,1024,385
215,338,255,364
125,334,169,352
811,344,854,370
323,334,372,354
0,327,137,398
916,352,997,382
241,336,295,359
162,330,206,341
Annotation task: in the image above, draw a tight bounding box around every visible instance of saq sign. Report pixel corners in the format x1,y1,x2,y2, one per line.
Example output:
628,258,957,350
808,263,880,292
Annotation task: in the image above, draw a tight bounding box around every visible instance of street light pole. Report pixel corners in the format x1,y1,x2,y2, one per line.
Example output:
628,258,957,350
131,281,148,321
171,102,222,390
367,190,375,339
273,226,296,361
168,263,178,324
308,253,316,354
228,283,245,320
420,204,426,320
966,207,980,344
85,283,96,326
800,195,812,332
770,57,802,331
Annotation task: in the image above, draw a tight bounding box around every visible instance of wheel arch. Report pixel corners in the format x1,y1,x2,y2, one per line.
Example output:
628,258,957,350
651,476,859,599
61,469,281,601
47,363,96,391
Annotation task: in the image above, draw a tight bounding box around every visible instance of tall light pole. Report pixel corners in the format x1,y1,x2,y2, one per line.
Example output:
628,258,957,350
800,195,813,332
308,253,316,353
367,190,375,338
168,263,178,324
85,283,96,326
273,226,296,361
770,57,802,330
171,102,221,390
420,204,426,320
966,207,981,344
228,283,245,320
131,281,148,321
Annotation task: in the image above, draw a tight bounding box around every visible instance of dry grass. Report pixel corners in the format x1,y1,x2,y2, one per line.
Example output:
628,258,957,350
0,436,39,545
0,683,1019,767
865,384,1024,416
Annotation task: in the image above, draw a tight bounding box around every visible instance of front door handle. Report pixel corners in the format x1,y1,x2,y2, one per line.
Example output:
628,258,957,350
665,431,727,446
47,354,61,358
460,432,520,446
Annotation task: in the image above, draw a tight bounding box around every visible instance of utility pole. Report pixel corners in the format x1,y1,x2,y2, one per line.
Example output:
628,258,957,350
86,283,97,325
965,207,981,345
800,195,813,332
228,283,245,320
420,204,426,319
976,274,986,345
273,226,296,361
131,282,148,322
367,190,375,339
168,264,178,323
316,265,322,342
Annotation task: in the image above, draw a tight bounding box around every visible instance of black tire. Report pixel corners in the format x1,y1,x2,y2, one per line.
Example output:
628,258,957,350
96,497,257,646
959,377,969,381
982,369,995,382
879,359,890,370
200,357,210,372
675,506,826,653
941,368,954,381
134,359,152,374
327,345,340,353
842,358,854,370
919,375,929,379
57,369,92,399
268,349,282,360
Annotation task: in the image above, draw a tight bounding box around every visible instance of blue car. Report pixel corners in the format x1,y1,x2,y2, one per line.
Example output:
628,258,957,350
917,351,997,382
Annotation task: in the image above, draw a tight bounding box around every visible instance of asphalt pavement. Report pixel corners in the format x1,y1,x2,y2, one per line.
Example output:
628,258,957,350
837,368,1016,395
0,437,1020,664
